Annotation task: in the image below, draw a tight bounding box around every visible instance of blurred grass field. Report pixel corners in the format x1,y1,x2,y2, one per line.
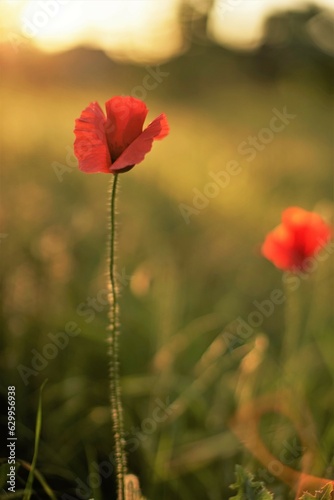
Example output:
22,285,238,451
0,26,333,499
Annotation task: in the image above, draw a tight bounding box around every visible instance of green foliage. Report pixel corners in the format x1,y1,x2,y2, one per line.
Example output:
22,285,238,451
299,483,334,500
23,380,52,500
1,26,333,498
229,466,273,500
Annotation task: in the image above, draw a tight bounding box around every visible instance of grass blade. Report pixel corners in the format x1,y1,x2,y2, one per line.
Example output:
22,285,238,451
23,379,48,500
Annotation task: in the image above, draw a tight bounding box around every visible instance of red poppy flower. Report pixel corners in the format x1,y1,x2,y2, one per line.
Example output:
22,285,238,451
261,207,331,271
74,96,169,174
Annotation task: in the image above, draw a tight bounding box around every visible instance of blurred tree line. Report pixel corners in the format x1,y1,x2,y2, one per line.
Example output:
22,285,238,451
178,1,334,92
1,2,333,95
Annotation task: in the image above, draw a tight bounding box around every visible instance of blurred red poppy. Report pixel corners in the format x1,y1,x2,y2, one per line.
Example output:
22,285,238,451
74,96,169,174
261,207,331,271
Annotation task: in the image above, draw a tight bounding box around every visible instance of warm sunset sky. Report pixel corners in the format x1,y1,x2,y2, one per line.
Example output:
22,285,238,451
1,0,333,60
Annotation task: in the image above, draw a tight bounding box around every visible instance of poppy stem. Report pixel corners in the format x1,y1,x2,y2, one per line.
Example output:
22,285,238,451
282,277,302,366
108,173,127,500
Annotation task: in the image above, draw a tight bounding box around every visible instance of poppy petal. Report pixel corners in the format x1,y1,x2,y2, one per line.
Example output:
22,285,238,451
105,96,148,160
110,114,169,173
74,102,111,173
282,207,331,257
261,225,296,270
153,113,169,139
304,221,331,256
262,207,332,271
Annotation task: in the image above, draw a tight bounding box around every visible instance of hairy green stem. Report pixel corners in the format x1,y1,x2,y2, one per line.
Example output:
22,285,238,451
108,173,127,500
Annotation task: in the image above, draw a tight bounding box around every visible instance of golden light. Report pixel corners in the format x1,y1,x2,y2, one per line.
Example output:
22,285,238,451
1,0,182,61
209,0,334,50
1,0,333,60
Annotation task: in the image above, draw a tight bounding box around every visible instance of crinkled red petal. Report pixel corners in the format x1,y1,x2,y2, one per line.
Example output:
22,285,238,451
74,102,111,173
110,114,169,173
105,96,148,160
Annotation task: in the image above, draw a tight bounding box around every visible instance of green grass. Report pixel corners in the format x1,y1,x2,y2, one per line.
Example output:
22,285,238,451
0,51,333,499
